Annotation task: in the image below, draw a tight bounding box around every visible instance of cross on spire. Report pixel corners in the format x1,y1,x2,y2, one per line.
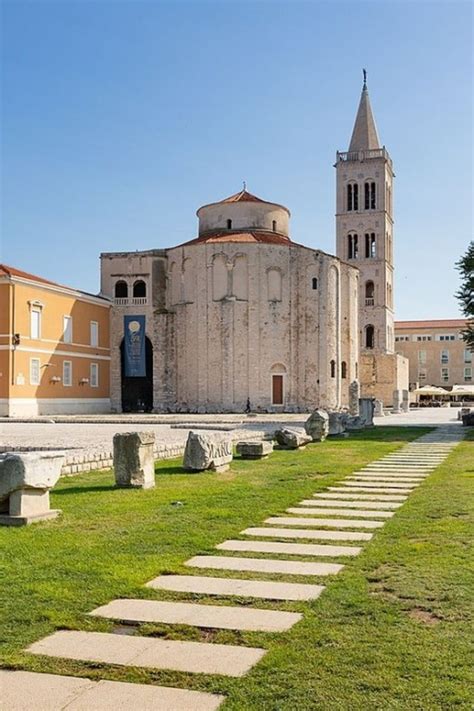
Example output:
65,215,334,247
363,68,367,90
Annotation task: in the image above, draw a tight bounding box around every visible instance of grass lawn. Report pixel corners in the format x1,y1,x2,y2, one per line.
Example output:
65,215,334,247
0,426,472,709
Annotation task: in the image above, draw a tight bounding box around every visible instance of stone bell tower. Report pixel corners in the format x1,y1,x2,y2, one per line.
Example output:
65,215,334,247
335,72,407,406
335,71,395,354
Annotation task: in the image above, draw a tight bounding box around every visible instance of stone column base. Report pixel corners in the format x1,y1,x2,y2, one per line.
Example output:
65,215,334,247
0,509,61,526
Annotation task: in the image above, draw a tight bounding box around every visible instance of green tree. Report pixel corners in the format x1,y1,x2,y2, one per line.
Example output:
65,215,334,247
456,241,474,350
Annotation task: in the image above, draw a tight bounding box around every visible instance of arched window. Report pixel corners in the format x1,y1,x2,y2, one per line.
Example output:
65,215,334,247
115,280,128,298
133,280,146,298
348,233,359,259
364,181,376,210
347,183,359,211
312,277,318,290
330,359,336,378
341,361,347,379
365,280,374,301
365,233,376,258
272,220,277,232
227,219,232,229
365,324,375,349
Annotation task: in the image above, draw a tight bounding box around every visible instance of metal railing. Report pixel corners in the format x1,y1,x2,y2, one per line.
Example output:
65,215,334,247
113,297,148,306
365,297,375,306
336,147,392,167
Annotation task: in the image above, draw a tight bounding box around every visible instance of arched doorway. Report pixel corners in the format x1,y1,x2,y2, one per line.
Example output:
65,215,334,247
120,337,153,412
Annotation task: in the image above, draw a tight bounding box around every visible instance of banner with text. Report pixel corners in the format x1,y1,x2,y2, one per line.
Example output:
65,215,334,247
124,315,146,377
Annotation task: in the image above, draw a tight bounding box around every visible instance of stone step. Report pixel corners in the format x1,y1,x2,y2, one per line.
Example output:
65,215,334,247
27,630,265,678
90,598,301,632
146,574,325,601
217,539,361,557
1,670,224,710
264,516,384,529
347,476,424,483
242,526,372,541
286,507,394,519
339,481,416,490
314,492,407,502
300,499,401,510
329,486,414,495
185,555,343,576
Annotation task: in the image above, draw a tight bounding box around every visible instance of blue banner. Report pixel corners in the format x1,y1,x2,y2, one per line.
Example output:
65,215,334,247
124,315,146,377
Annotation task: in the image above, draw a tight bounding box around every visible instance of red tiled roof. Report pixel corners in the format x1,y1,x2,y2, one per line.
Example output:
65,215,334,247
197,190,290,216
0,263,64,288
218,189,268,204
395,319,467,329
177,231,292,247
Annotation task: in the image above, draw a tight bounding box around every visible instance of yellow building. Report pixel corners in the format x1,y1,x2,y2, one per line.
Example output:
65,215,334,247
0,264,111,416
394,319,472,389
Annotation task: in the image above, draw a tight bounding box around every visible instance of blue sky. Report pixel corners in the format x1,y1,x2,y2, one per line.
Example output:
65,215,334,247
1,0,472,319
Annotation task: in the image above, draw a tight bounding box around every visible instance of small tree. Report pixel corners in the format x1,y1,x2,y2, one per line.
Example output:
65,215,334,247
456,241,474,350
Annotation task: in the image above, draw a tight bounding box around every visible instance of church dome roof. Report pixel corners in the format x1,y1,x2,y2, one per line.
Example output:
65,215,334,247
196,189,290,216
178,230,291,247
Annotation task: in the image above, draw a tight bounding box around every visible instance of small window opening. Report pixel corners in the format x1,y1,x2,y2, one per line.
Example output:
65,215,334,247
272,220,277,232
227,219,232,229
115,281,128,298
133,280,146,298
365,325,375,349
353,183,359,210
341,361,347,379
312,277,318,290
348,233,358,259
330,360,336,378
371,182,376,209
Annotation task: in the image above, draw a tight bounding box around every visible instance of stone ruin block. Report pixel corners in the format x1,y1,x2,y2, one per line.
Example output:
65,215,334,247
0,451,64,526
327,411,347,436
349,380,360,416
236,440,273,459
183,431,233,472
305,410,330,441
374,399,384,417
113,431,155,489
359,398,375,426
392,389,402,414
275,427,312,449
401,389,410,413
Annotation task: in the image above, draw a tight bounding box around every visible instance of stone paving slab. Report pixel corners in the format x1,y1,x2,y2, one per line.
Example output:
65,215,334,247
27,630,265,678
242,526,373,541
329,486,414,495
186,555,343,576
300,499,401,510
346,474,423,486
146,574,325,601
0,670,224,711
217,539,362,557
90,598,301,632
340,480,417,494
350,471,427,478
315,492,407,502
286,507,394,518
264,516,384,529
362,465,432,471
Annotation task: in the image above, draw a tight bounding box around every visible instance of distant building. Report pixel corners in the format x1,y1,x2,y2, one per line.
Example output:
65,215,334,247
0,264,111,416
335,75,408,405
101,189,360,413
394,319,472,389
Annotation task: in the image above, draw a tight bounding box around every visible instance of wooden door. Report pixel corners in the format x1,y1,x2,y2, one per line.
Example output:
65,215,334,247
272,375,283,405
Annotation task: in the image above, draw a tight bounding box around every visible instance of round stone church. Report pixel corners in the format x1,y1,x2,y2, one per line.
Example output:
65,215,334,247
101,188,359,413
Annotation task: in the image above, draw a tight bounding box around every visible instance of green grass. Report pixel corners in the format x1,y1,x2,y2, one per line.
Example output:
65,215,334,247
1,426,473,709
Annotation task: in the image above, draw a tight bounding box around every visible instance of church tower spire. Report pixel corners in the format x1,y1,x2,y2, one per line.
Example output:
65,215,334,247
335,75,395,360
349,70,381,152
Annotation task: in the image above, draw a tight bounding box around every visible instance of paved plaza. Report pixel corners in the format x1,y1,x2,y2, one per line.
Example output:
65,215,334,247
0,407,463,456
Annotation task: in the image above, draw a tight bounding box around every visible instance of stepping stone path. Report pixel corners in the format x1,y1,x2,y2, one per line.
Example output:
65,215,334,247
11,425,462,709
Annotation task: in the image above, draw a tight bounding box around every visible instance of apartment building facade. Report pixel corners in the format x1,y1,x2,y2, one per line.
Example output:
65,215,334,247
394,319,472,389
0,264,111,416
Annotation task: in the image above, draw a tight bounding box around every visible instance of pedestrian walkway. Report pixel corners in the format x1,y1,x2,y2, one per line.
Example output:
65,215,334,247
5,425,463,709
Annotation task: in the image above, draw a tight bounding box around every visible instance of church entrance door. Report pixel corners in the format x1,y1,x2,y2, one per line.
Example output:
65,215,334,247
120,337,153,412
272,375,283,405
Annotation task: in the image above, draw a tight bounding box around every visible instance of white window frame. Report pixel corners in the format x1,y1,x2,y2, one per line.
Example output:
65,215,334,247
30,309,41,340
63,315,73,344
464,349,472,364
90,362,99,387
441,367,449,382
440,349,449,364
30,358,40,385
464,367,472,382
90,320,99,347
63,360,72,387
